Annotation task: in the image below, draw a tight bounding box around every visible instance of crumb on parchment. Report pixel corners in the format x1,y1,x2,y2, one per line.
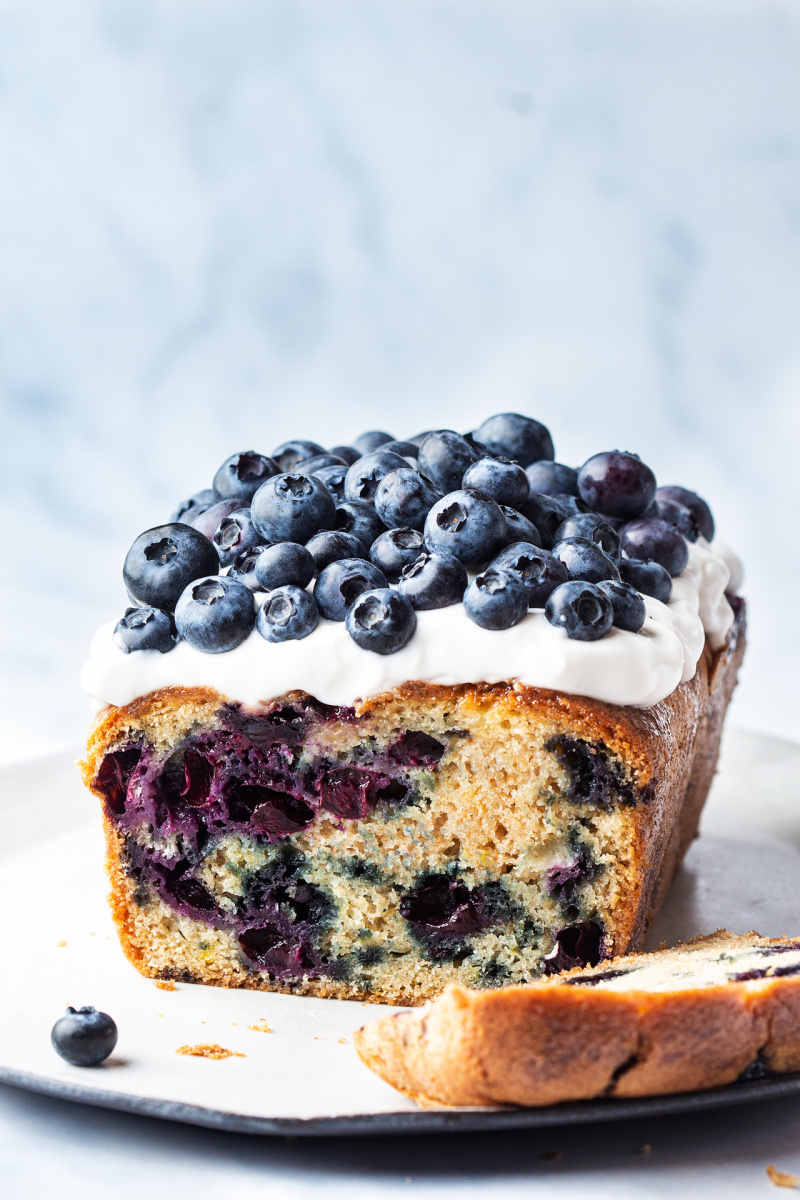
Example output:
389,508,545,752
248,1020,273,1033
154,981,176,991
768,1165,799,1189
176,1044,245,1060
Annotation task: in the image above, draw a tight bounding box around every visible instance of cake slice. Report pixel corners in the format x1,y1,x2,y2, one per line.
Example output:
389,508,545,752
353,930,800,1106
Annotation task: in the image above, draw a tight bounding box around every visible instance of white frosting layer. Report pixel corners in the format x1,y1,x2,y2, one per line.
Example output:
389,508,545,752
81,539,739,713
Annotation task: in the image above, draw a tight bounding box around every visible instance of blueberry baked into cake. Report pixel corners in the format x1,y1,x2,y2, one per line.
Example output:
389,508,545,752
80,414,745,1004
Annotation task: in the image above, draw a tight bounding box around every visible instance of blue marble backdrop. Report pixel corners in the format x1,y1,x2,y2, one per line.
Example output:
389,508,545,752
1,0,799,762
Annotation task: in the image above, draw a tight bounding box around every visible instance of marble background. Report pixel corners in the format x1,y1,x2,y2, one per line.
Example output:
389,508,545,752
1,0,799,764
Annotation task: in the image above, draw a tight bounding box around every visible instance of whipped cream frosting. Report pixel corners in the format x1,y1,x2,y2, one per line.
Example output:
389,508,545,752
81,538,740,714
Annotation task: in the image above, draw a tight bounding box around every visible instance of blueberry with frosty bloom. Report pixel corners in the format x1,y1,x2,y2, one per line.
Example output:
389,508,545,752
251,473,336,544
545,581,614,641
114,606,177,653
618,558,673,604
463,568,529,630
124,523,220,610
397,551,467,609
254,542,315,591
417,430,480,494
314,558,388,622
597,580,647,633
175,576,255,652
346,588,416,654
424,489,507,566
213,451,279,503
256,586,319,642
474,413,555,467
490,542,568,607
370,528,425,580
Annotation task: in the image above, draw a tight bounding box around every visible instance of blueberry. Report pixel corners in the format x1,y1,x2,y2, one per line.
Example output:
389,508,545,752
552,537,621,584
271,439,326,472
114,606,177,653
554,513,621,561
212,451,278,502
190,499,245,539
577,451,657,519
305,531,366,574
344,451,409,505
212,508,262,568
123,523,220,610
526,461,579,497
329,444,361,466
417,430,479,494
397,551,467,609
424,489,507,566
294,453,349,473
314,464,348,503
256,586,318,642
374,468,440,530
463,568,529,630
652,496,700,542
333,500,387,549
618,558,673,603
228,545,267,590
353,430,395,454
370,528,425,579
254,542,315,591
500,505,541,546
619,518,688,576
474,413,555,466
175,576,256,652
490,542,568,607
170,488,216,523
655,486,714,542
380,440,420,459
462,457,530,509
596,580,647,633
520,493,581,548
251,473,336,544
545,581,614,641
314,558,388,621
51,1006,118,1067
407,431,433,447
345,588,416,654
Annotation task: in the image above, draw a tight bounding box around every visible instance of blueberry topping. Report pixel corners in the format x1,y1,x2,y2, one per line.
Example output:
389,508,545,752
293,453,348,473
545,581,614,641
212,451,278,502
170,488,217,523
314,558,388,621
423,489,507,566
500,505,541,546
313,464,348,503
353,430,395,454
462,457,530,509
332,500,387,550
329,444,361,466
397,551,468,610
51,1006,118,1067
652,495,700,542
174,576,256,652
619,517,689,577
577,451,657,519
305,531,367,575
552,537,621,583
618,557,673,603
596,580,647,632
380,439,420,459
256,586,319,642
370,528,425,579
228,546,268,590
345,588,416,654
190,499,246,539
407,430,433,447
656,485,714,542
554,513,620,561
474,413,555,466
344,451,409,505
417,430,480,494
463,568,529,630
374,468,440,531
123,523,220,610
114,607,177,654
254,542,315,591
542,923,604,974
526,461,579,497
520,493,581,548
212,508,262,568
271,439,326,472
251,473,336,544
490,542,568,607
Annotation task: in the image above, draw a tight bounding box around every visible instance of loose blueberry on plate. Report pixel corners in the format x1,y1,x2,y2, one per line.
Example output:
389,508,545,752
462,457,530,509
374,468,440,530
554,513,621,561
596,580,647,633
212,451,279,502
114,606,177,654
552,536,621,584
314,558,388,621
370,528,425,579
254,542,315,591
305,531,367,574
417,430,480,494
212,508,262,568
333,500,387,549
313,464,348,503
175,576,256,652
474,413,555,466
619,517,689,577
397,551,468,609
423,489,507,566
353,430,395,454
545,581,614,641
256,586,319,642
51,1006,118,1067
525,461,579,497
345,588,416,654
500,505,541,546
271,439,326,472
170,488,216,523
329,444,361,466
228,546,267,590
123,523,220,610
293,453,349,473
618,557,673,603
344,451,409,505
490,542,568,607
577,450,657,519
463,568,529,630
190,498,247,539
251,473,336,544
655,485,715,542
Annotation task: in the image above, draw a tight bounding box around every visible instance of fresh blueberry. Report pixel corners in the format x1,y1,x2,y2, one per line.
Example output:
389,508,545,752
520,493,581,548
344,451,409,505
596,580,647,632
189,499,245,539
554,513,621,561
618,558,673,603
381,440,420,459
552,537,621,584
462,457,530,509
463,568,529,630
175,576,256,652
333,501,387,549
374,468,440,531
370,528,425,579
212,451,279,502
314,558,388,622
577,451,657,519
254,542,315,591
123,523,220,610
313,464,348,503
305,531,367,575
51,1006,118,1067
170,488,216,523
651,496,700,542
417,430,479,494
655,485,714,542
500,506,541,546
293,453,349,473
490,542,568,607
256,586,318,642
212,508,262,568
545,581,614,641
526,461,579,497
424,489,507,566
397,551,467,609
114,607,177,653
619,518,688,577
345,588,416,654
474,413,555,466
271,439,326,472
407,431,433,447
251,473,336,544
228,545,267,590
463,432,491,457
353,430,395,454
328,444,361,466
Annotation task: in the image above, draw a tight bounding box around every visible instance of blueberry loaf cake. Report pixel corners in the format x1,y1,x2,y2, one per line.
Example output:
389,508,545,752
81,414,745,1004
354,931,800,1105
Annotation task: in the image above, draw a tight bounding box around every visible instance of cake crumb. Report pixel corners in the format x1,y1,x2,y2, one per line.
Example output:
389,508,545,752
56,940,67,948
154,980,176,992
641,1144,652,1155
544,1150,561,1162
767,1165,799,1189
338,1037,347,1044
248,1020,273,1034
176,1043,245,1060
